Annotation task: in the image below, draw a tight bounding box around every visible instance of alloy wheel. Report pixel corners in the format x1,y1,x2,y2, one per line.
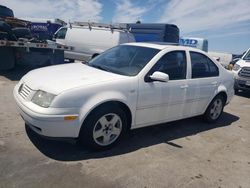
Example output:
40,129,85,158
93,113,122,146
210,98,223,120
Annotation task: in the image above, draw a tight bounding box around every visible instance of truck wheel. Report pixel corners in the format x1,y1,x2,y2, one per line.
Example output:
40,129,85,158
0,5,14,18
12,27,32,39
78,105,127,150
0,21,16,40
203,95,225,123
64,59,74,63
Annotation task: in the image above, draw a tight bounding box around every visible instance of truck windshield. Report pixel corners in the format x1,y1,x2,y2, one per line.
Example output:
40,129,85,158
54,27,67,39
88,45,160,76
243,50,250,60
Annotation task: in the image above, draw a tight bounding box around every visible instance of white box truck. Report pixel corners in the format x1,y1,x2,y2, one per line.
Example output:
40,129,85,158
179,37,208,52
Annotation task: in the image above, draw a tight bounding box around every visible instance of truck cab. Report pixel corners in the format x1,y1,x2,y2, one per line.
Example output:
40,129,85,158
232,48,250,92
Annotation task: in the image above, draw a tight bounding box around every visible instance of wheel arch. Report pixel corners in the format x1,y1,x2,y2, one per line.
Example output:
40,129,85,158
78,99,133,137
217,84,228,104
203,85,228,114
217,91,227,104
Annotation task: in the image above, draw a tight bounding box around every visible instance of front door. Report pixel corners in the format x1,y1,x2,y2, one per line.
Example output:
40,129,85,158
135,50,189,128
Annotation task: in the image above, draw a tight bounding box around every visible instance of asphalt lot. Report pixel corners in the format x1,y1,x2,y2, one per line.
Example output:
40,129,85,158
0,66,250,188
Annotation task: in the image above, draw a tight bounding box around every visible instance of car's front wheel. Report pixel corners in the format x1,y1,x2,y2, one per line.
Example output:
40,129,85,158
203,95,225,123
78,105,127,150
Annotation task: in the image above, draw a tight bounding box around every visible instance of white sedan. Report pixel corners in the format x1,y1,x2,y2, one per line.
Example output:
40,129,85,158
13,43,234,150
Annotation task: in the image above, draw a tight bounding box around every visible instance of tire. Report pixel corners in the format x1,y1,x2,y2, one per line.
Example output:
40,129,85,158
64,59,74,63
0,21,16,40
78,105,128,150
0,5,14,18
12,27,32,39
203,95,225,123
0,32,9,40
68,59,75,63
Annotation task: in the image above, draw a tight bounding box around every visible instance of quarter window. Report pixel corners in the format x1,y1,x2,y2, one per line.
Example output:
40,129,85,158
190,52,219,78
149,51,187,80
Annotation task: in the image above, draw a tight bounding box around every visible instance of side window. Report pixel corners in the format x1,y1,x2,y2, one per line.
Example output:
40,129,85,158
150,51,187,80
190,52,219,78
55,28,67,39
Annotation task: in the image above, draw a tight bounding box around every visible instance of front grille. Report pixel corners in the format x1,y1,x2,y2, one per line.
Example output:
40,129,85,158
239,67,250,78
239,83,250,89
18,83,32,100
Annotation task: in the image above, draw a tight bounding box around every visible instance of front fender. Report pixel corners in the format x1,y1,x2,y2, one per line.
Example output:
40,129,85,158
77,91,135,136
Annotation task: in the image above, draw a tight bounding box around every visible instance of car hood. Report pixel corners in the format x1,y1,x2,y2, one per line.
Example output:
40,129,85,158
22,63,127,95
236,59,250,67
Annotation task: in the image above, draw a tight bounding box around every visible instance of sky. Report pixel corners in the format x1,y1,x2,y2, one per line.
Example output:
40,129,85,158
0,0,249,54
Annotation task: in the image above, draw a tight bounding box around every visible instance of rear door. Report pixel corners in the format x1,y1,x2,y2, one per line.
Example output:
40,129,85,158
185,51,220,116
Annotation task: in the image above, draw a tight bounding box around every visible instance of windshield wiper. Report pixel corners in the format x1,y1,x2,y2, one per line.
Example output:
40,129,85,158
82,61,89,65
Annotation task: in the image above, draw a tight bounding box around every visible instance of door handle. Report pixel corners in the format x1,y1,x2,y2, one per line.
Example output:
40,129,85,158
180,84,189,89
211,81,218,85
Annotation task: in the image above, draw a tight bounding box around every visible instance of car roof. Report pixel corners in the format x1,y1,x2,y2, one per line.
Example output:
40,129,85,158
123,42,204,52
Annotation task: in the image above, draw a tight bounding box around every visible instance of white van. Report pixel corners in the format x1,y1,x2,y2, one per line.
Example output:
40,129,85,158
54,23,135,61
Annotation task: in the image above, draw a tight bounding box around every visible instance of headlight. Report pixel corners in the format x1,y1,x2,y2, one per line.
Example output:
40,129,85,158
31,90,56,108
233,64,241,71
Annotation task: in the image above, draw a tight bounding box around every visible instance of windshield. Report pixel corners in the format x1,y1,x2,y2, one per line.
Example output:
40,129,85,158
54,27,67,39
243,50,250,60
88,45,160,76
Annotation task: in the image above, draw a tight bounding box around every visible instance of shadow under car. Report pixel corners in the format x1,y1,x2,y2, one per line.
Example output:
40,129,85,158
25,112,239,161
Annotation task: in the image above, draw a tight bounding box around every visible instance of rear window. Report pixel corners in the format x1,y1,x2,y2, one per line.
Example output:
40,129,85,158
55,28,67,39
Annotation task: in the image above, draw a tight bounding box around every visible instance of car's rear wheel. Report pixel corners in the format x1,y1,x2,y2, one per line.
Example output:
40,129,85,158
78,105,127,150
203,95,225,123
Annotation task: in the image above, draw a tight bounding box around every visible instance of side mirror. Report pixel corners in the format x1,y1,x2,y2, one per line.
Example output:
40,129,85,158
149,71,169,82
52,34,56,41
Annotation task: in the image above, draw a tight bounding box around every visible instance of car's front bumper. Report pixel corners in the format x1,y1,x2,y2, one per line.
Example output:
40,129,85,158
234,77,250,91
13,85,81,138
